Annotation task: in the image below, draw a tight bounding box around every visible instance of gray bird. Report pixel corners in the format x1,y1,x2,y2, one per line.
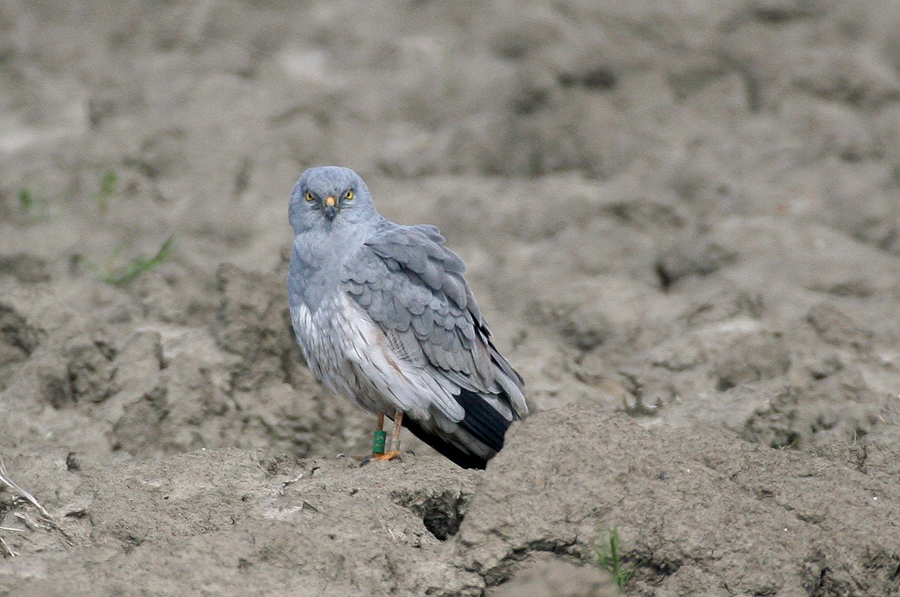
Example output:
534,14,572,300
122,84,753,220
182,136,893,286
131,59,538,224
287,166,527,469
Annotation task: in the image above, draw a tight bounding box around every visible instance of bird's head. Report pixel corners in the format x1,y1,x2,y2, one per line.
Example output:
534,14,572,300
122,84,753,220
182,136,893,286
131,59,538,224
289,166,377,234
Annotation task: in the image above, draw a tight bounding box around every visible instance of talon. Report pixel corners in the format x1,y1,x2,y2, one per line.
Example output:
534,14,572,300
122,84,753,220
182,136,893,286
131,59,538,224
370,451,402,462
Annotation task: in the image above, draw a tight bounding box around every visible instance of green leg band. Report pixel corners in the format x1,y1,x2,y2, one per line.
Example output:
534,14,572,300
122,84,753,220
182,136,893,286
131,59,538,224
373,430,387,454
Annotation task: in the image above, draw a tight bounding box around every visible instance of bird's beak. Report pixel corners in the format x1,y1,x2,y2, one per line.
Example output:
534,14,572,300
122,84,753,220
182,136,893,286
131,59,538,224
324,196,337,220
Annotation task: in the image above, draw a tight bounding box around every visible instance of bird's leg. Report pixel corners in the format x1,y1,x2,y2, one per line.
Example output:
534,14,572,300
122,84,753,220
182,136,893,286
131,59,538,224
371,410,403,462
389,411,403,452
372,412,387,456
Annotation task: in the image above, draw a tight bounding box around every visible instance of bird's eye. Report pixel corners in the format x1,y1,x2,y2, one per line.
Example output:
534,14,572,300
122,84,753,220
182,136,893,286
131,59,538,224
305,191,314,202
344,190,354,201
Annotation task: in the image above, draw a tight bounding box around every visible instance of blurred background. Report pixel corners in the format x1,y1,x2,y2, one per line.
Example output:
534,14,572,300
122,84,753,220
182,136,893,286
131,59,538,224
3,1,900,259
5,3,900,594
2,0,900,461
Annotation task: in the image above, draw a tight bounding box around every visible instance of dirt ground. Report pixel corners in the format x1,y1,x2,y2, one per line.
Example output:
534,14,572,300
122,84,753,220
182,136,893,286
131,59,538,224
2,1,900,595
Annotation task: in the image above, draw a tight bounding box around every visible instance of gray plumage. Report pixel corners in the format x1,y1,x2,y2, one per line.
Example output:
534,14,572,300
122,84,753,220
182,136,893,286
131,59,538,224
287,166,527,468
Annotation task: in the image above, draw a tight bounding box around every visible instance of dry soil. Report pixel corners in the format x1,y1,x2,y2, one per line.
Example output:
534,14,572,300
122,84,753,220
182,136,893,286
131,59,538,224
2,1,900,595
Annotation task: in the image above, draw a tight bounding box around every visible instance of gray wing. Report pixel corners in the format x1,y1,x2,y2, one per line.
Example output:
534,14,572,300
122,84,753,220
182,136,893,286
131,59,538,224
341,224,526,462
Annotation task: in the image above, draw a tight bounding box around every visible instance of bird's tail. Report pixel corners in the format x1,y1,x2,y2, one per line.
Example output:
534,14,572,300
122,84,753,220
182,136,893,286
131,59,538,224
402,387,516,470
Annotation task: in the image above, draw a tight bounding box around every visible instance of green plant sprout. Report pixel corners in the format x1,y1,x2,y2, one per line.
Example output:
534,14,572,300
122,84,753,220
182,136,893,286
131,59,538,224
18,188,50,222
597,527,634,590
18,188,34,211
100,234,175,287
93,170,119,214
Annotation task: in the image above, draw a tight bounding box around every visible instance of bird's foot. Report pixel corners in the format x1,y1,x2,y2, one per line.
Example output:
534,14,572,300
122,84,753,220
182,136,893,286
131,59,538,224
360,451,403,466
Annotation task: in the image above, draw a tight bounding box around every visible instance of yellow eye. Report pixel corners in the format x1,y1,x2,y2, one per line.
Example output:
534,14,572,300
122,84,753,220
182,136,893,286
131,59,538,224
305,191,314,202
345,190,354,201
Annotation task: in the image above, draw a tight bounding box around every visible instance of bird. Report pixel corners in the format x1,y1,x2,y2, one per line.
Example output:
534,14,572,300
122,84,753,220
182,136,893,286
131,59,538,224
287,166,527,469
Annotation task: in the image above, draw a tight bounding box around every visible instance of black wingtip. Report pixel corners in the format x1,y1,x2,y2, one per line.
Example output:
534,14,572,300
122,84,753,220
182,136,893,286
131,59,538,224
402,416,489,470
454,388,512,454
400,388,514,470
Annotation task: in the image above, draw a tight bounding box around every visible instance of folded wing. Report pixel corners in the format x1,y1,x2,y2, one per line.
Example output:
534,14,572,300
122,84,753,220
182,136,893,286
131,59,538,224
341,224,526,468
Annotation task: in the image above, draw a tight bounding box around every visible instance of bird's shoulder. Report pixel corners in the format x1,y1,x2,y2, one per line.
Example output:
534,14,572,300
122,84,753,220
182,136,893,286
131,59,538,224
340,221,485,337
363,221,457,266
346,221,471,297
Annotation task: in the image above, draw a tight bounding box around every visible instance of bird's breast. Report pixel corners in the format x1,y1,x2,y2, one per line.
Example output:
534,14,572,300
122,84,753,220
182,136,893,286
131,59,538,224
290,295,368,393
289,242,345,312
289,293,416,416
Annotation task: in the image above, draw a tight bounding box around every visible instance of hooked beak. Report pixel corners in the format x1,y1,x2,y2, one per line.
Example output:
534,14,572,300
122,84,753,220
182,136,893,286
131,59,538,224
324,195,337,220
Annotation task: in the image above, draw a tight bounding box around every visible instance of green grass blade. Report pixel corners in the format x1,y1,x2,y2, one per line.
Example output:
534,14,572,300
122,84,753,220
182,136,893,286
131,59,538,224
102,234,175,287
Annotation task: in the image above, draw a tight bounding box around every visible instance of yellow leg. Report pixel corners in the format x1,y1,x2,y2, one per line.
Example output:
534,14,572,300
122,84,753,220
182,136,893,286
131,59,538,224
390,411,403,451
371,411,403,462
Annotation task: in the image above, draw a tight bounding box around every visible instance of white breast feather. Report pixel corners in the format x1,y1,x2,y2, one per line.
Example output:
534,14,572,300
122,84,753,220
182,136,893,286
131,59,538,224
290,294,464,422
